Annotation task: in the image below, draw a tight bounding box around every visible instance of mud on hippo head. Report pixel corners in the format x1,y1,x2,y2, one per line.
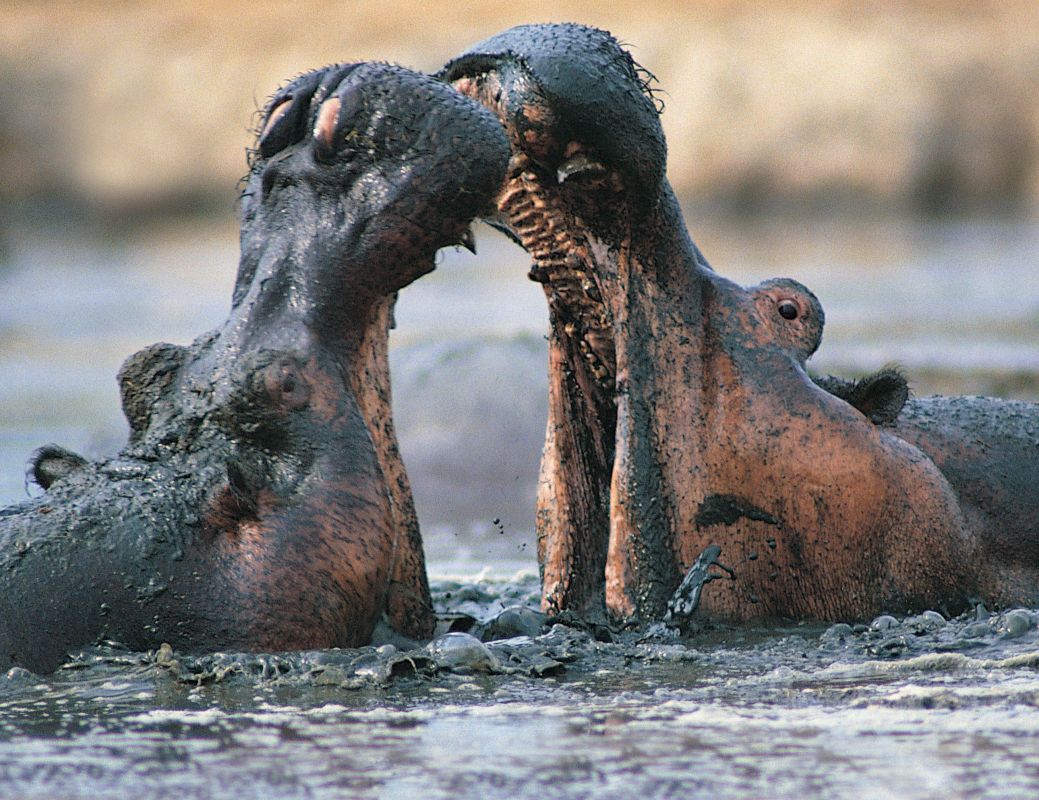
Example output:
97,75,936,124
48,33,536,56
2,63,508,673
444,23,1029,623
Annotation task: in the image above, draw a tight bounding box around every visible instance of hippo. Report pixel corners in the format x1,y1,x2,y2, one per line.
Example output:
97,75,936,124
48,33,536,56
749,277,910,424
813,368,911,426
746,276,911,425
0,62,509,673
442,23,1039,623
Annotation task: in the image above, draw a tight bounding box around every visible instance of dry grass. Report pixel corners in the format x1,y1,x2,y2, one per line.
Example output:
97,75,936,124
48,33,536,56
2,0,1038,217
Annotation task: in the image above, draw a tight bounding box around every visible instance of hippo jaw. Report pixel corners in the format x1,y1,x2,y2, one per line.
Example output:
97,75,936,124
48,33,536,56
446,24,982,624
443,24,675,618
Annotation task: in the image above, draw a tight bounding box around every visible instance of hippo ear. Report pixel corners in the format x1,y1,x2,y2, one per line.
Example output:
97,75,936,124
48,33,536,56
849,367,910,425
27,444,88,490
118,343,188,441
813,367,910,425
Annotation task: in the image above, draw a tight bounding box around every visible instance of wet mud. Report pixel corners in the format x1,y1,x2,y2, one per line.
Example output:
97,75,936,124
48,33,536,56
2,572,1037,799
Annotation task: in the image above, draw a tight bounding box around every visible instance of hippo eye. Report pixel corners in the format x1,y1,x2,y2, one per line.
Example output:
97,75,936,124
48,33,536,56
778,301,799,320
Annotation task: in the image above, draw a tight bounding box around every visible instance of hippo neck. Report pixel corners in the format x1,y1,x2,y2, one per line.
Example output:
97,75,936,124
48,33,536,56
225,236,407,461
232,220,399,348
603,183,719,618
234,232,418,564
607,182,713,411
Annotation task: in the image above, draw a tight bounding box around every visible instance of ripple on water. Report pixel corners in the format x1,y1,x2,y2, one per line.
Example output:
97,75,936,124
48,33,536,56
0,574,1036,798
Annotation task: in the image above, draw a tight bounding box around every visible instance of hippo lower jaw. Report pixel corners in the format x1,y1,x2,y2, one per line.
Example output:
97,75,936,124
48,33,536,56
0,62,509,673
446,23,1038,624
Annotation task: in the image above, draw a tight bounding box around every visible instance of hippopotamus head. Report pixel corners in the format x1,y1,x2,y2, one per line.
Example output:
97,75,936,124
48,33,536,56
1,62,508,672
743,279,909,425
444,23,1003,622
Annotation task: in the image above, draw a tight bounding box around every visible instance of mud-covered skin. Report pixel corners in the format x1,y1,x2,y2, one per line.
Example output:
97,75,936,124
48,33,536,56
0,63,509,673
444,23,1039,623
891,396,1039,601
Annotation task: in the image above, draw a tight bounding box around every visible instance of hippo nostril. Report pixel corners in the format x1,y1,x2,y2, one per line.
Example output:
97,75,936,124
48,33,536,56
313,81,366,163
778,301,799,321
261,97,293,140
312,97,342,160
258,96,298,158
258,93,316,161
257,68,327,159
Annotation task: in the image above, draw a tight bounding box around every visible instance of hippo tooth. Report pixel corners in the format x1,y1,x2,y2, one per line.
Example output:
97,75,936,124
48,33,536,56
510,208,540,226
556,153,606,184
457,227,477,254
499,185,527,207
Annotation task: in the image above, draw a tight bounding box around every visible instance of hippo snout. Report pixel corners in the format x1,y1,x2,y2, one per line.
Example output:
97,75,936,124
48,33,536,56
441,23,667,198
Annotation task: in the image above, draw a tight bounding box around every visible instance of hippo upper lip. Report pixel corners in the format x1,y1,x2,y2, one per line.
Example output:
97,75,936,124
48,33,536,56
439,22,666,198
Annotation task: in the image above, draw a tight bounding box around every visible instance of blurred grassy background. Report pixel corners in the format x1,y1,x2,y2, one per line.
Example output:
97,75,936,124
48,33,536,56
2,0,1038,222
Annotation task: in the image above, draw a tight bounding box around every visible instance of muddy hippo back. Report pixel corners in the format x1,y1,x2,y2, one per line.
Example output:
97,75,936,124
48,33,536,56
893,395,1039,602
0,465,210,670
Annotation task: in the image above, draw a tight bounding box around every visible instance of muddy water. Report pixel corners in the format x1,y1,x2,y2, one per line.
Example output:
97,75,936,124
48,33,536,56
0,572,1037,799
0,215,1037,798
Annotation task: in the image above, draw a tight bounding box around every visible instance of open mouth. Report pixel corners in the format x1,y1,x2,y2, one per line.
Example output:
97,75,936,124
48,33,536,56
439,24,1031,627
440,25,670,619
439,25,925,624
441,22,669,407
447,64,619,401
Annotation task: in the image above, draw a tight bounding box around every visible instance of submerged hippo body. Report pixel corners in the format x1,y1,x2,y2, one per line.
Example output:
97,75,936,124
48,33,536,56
0,63,509,673
443,24,1039,623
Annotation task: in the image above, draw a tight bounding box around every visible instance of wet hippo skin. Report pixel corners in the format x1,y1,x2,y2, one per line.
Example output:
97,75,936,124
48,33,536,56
744,277,910,425
443,23,1039,623
0,63,509,673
